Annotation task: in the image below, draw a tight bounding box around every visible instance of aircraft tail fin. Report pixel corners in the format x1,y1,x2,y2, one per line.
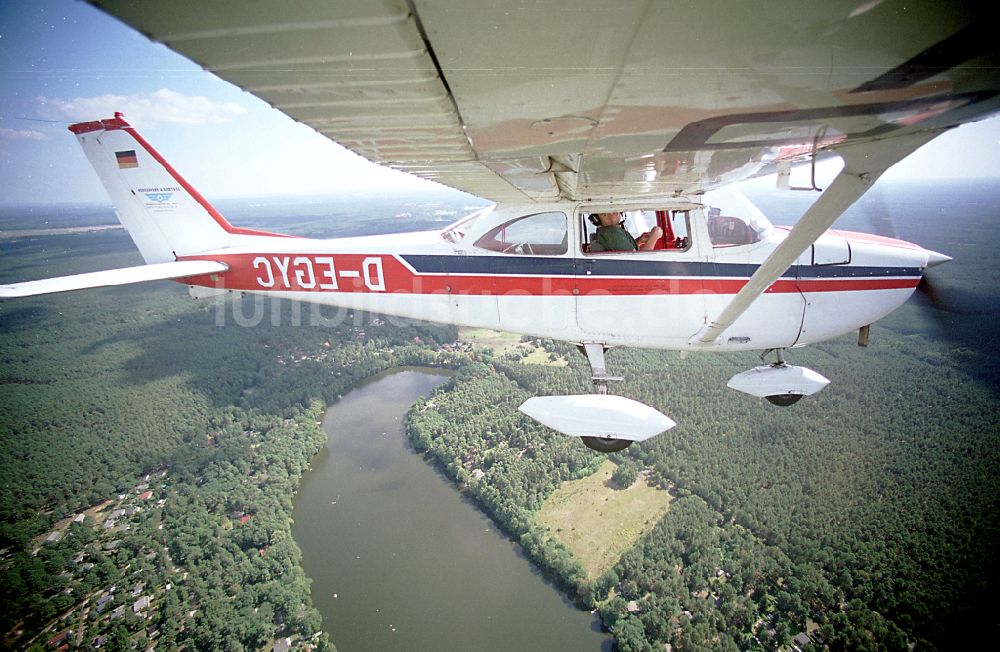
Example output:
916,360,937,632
69,114,286,263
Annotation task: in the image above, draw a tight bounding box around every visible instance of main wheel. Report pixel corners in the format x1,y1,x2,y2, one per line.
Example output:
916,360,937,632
581,436,632,453
765,393,803,407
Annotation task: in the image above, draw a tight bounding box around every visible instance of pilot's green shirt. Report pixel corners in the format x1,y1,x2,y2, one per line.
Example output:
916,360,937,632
592,225,638,252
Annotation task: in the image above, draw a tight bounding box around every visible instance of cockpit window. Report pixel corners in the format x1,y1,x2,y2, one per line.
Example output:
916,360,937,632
703,188,772,247
441,206,495,243
582,209,690,253
474,212,568,255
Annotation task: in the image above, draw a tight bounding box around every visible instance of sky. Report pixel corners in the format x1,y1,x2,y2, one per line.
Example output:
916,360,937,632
1,0,999,205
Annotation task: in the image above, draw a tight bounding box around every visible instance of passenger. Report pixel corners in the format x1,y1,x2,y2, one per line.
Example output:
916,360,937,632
590,212,663,252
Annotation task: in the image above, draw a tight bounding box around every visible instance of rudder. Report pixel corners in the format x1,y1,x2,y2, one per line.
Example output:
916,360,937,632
70,113,236,263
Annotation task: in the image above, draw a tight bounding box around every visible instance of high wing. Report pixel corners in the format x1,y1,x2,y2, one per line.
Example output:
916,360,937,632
91,0,1000,204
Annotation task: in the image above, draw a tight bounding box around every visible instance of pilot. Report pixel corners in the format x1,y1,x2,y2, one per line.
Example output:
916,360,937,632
590,212,663,252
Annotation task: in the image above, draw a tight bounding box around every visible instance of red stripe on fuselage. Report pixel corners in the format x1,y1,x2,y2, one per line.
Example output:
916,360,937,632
180,253,920,296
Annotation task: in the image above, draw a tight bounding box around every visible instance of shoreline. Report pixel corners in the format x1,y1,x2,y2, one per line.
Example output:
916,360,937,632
0,224,122,240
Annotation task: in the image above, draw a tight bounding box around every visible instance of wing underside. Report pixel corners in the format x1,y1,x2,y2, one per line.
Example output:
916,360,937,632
92,0,999,202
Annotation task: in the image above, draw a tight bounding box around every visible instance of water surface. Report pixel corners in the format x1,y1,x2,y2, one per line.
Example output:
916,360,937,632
293,368,609,651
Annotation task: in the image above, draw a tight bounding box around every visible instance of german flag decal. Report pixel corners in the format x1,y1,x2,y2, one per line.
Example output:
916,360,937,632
115,150,138,169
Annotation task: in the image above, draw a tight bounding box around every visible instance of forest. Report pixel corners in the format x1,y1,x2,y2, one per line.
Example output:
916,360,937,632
0,227,461,650
3,180,998,651
409,332,998,650
404,180,1000,650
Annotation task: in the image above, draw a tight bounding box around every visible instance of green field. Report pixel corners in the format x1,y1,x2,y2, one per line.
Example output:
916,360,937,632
458,327,523,354
519,346,569,367
536,460,673,579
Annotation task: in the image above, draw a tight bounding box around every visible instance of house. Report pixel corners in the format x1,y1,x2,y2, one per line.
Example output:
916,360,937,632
272,637,292,652
626,600,641,614
792,632,812,651
44,530,62,544
47,631,69,647
138,491,153,500
131,582,146,597
133,595,152,613
470,469,486,481
72,513,86,525
111,605,126,620
95,594,114,613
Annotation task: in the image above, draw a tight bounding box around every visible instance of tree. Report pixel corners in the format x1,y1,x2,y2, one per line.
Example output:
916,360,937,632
612,461,639,488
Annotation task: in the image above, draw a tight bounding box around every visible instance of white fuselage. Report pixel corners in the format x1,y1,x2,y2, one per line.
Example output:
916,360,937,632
179,199,932,352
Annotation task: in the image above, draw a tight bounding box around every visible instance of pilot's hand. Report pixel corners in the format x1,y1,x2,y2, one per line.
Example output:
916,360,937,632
638,226,663,250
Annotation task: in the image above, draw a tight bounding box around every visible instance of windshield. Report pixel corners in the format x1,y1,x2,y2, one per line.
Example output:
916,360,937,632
440,206,496,243
474,212,568,255
703,188,772,247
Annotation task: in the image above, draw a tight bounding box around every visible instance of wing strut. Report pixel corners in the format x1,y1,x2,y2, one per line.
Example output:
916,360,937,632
691,132,940,346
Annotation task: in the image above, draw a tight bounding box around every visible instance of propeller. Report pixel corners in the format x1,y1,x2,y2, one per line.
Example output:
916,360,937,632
850,186,967,337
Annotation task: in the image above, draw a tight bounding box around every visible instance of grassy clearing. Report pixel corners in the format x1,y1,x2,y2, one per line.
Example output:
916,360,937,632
536,459,674,579
458,327,523,355
519,346,568,367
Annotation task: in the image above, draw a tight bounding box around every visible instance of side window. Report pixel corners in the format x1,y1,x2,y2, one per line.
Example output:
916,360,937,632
707,210,761,247
474,212,568,255
702,188,772,248
581,209,691,253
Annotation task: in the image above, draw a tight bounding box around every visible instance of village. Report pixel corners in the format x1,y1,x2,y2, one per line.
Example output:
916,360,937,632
15,469,174,650
14,463,320,652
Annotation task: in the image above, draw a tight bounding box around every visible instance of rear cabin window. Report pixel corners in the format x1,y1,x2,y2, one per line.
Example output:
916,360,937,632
473,212,568,255
581,209,691,253
703,189,771,248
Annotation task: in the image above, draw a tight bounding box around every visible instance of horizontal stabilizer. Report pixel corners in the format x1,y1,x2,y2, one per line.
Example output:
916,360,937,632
0,260,228,298
519,395,675,442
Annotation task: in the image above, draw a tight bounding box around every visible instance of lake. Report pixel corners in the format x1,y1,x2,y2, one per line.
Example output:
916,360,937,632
292,368,609,651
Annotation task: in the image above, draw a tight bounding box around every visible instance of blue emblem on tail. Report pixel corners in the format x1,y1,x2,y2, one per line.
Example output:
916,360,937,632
145,192,173,203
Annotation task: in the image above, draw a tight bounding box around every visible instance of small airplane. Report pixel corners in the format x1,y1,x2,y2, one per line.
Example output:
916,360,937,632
3,1,998,452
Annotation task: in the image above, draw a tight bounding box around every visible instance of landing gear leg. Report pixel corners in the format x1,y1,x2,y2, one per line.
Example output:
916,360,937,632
578,343,632,452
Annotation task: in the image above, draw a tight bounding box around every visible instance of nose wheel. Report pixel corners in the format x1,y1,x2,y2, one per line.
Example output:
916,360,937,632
727,348,830,405
761,349,802,406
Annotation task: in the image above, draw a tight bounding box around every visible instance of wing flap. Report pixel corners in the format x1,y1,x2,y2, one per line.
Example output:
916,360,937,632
0,260,228,298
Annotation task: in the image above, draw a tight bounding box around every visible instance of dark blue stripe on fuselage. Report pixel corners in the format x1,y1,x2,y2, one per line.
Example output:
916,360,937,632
400,254,922,279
